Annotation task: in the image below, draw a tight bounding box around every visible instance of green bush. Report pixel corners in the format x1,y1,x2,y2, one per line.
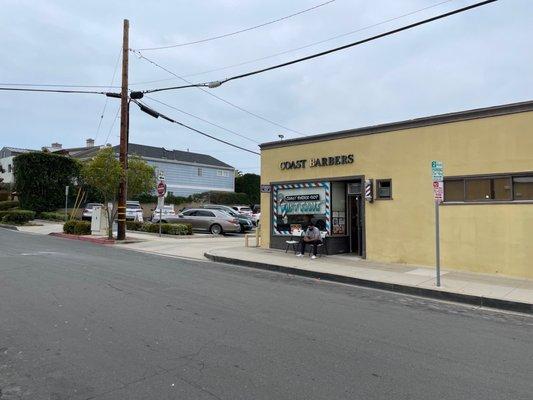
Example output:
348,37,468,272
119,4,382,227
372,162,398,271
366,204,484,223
137,222,192,235
14,152,81,212
192,191,250,205
1,210,35,224
73,221,91,235
63,220,78,234
126,221,143,231
40,212,68,221
0,200,19,210
63,220,91,235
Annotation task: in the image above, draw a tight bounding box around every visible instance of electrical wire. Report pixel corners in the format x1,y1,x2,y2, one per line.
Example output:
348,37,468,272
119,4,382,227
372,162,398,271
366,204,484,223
144,96,260,145
132,100,260,155
0,87,118,95
95,49,122,142
0,82,120,88
144,0,496,93
103,104,121,145
129,0,454,85
180,0,455,79
136,0,336,51
133,51,305,136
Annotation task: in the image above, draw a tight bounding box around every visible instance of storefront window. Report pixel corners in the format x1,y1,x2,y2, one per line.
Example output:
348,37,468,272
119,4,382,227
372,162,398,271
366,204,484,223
513,176,533,200
331,181,346,235
272,182,330,235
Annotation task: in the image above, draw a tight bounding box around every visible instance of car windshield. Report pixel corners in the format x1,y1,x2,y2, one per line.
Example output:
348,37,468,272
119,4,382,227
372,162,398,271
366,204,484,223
127,203,141,209
85,203,99,209
239,207,252,212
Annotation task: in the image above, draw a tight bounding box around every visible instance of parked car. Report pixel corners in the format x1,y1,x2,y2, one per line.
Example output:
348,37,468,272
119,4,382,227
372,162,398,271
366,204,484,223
126,201,144,221
196,204,253,233
151,205,175,221
155,208,240,235
82,203,103,221
251,205,261,225
231,205,253,217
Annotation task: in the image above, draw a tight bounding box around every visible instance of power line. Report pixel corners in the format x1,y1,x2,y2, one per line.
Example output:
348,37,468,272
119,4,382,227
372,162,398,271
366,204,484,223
144,95,260,145
133,51,305,136
95,48,122,142
103,104,121,145
132,100,260,155
130,0,454,85
136,0,336,51
144,0,496,93
0,87,119,95
178,0,455,80
0,82,120,88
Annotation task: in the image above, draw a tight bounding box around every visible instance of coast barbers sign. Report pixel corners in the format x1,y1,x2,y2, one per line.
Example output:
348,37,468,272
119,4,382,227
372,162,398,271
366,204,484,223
280,154,354,170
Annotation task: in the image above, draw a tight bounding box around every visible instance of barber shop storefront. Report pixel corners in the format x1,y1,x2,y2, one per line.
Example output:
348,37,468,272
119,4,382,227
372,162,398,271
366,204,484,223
270,176,366,256
260,100,533,279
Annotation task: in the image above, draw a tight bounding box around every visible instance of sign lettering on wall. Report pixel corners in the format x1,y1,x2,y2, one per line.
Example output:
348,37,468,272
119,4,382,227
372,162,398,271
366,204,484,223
280,154,354,170
277,187,326,215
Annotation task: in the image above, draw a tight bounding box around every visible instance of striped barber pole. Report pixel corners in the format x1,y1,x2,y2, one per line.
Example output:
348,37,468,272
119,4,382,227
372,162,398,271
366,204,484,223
272,181,331,235
364,179,373,202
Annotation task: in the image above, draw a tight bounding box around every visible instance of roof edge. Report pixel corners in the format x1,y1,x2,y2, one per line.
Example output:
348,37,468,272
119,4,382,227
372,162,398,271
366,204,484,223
260,100,533,150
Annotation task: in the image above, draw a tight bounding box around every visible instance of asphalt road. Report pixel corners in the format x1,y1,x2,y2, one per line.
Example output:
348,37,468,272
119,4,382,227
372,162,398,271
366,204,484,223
0,229,532,400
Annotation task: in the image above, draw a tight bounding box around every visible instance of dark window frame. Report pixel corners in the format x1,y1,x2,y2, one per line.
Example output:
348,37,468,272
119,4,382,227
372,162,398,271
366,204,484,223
375,179,392,200
443,172,533,204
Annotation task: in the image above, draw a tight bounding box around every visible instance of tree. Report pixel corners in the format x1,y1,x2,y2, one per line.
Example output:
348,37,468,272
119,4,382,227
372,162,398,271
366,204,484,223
81,147,155,238
13,152,81,212
235,173,260,205
127,155,156,198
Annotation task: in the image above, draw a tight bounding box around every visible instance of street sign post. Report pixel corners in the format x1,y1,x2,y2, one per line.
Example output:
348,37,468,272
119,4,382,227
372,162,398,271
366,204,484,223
156,178,167,237
431,160,444,287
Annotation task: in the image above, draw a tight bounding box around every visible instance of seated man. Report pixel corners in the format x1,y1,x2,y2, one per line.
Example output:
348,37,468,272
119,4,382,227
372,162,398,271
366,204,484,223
296,222,322,259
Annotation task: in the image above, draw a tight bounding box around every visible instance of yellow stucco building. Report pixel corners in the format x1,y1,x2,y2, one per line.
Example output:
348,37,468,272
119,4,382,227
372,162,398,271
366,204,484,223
260,100,533,279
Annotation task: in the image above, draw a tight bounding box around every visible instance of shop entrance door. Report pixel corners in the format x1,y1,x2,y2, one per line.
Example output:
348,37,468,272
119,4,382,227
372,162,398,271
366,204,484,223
347,183,363,256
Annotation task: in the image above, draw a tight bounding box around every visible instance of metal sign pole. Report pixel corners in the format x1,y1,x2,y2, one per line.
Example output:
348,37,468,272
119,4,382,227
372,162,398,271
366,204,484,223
435,201,441,287
65,186,69,221
159,207,162,237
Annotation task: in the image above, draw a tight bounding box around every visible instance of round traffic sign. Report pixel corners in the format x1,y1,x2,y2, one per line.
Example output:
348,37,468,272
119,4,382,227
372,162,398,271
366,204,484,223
156,181,167,197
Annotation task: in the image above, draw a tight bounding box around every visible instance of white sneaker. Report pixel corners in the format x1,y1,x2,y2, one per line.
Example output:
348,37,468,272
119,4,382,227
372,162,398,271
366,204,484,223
311,255,317,259
296,253,303,257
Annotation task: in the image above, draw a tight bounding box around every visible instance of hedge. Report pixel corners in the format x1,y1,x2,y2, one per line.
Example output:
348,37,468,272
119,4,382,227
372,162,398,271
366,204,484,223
39,212,69,221
63,220,91,235
1,210,35,224
14,152,81,212
126,221,192,235
0,200,19,210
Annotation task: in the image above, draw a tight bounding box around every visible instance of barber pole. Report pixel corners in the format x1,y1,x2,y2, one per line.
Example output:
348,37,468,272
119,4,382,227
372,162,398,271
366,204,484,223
364,179,373,202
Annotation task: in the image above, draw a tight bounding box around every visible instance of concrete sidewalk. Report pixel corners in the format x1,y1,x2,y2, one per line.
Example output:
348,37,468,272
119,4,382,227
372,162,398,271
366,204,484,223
205,246,533,313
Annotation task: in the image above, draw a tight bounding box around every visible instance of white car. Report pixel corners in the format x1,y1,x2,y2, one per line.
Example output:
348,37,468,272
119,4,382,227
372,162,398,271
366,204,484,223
231,205,253,217
126,201,144,221
82,203,103,221
252,212,261,225
151,205,176,221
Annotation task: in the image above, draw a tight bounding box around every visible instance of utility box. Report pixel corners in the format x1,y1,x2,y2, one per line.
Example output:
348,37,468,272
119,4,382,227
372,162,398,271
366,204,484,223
91,206,108,236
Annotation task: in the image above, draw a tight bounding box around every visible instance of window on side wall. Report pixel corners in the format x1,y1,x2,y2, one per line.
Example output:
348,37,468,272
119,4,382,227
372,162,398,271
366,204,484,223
444,175,518,202
8,164,12,173
197,167,203,176
376,179,392,200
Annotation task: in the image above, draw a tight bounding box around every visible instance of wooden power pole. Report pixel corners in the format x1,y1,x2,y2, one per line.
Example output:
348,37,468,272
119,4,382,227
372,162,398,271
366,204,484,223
117,19,129,240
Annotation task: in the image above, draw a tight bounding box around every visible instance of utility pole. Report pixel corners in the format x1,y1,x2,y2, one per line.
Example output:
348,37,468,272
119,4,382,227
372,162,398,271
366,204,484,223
117,18,129,240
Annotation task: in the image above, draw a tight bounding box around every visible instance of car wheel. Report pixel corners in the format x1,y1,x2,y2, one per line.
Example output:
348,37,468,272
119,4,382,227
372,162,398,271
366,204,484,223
210,224,222,235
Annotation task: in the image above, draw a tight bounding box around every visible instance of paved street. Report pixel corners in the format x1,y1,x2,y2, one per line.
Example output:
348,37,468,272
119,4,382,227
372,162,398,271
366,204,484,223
1,229,532,400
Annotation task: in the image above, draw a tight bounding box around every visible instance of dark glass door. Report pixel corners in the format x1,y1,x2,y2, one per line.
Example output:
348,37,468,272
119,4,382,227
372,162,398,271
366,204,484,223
348,194,362,255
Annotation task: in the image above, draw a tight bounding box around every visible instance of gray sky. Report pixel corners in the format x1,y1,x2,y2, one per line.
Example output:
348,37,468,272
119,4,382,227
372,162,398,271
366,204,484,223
1,0,531,174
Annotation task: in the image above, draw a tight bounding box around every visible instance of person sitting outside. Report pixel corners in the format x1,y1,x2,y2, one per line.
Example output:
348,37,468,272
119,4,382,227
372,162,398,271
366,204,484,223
296,222,322,259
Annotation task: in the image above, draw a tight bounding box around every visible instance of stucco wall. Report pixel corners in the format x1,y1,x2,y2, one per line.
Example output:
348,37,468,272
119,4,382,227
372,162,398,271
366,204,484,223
260,111,533,279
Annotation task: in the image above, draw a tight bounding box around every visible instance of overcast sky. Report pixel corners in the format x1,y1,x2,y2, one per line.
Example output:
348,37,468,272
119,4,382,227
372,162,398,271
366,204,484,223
1,0,531,173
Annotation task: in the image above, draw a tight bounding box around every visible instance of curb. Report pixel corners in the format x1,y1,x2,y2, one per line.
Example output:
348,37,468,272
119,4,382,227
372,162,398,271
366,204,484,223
204,252,533,315
49,232,115,244
0,223,18,231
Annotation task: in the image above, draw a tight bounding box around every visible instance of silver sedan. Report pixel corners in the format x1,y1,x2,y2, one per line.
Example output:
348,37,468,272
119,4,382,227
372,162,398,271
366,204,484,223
153,208,240,235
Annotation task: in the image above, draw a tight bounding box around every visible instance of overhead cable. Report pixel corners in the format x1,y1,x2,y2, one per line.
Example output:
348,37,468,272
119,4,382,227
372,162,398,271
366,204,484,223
136,0,335,51
95,48,122,142
143,0,496,93
0,87,120,96
144,96,260,145
132,100,260,155
133,51,305,136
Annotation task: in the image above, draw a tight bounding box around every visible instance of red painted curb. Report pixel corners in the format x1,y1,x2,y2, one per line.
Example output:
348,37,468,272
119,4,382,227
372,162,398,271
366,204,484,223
49,232,115,244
